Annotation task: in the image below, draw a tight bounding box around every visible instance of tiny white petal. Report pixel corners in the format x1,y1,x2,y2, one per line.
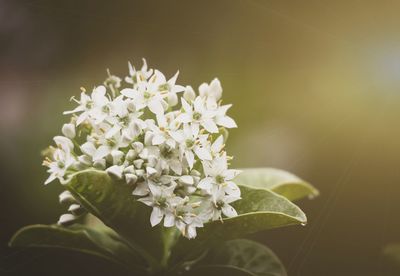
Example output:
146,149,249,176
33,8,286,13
148,98,164,115
58,214,77,225
216,116,237,128
120,88,136,98
106,165,124,179
194,147,212,160
61,123,76,139
222,204,237,218
150,207,164,226
180,175,194,185
201,119,219,133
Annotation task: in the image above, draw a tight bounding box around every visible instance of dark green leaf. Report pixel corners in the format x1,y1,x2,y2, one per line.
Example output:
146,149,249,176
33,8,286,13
63,169,180,271
235,168,319,201
198,186,307,240
9,224,147,273
183,265,256,276
205,239,287,276
170,186,306,266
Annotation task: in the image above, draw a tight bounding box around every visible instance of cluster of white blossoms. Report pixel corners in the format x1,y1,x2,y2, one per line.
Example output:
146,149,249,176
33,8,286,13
43,59,241,239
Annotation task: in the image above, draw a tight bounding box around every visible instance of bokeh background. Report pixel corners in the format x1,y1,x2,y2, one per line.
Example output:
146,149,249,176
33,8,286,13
1,0,400,275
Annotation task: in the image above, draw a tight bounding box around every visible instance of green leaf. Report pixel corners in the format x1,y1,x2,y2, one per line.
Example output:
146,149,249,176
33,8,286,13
235,168,319,201
183,265,256,276
63,169,179,271
9,224,147,273
170,186,306,266
204,239,287,276
199,186,306,240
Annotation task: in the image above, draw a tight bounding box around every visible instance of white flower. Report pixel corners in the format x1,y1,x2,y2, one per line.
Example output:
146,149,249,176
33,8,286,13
146,70,185,100
121,86,166,115
214,104,237,128
138,182,176,227
199,78,223,102
146,113,180,148
177,97,218,133
199,153,241,197
43,147,76,185
45,59,240,239
93,130,127,161
164,197,204,239
125,58,153,85
207,186,239,221
170,123,211,169
64,86,110,125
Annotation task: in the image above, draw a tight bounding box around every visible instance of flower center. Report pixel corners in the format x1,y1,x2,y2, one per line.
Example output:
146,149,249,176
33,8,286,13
107,139,116,147
144,91,151,99
185,139,195,148
57,161,65,169
120,116,130,126
102,105,110,113
161,147,173,159
216,175,225,184
86,101,94,109
158,83,170,91
216,200,224,209
193,112,202,121
175,209,185,219
156,197,167,208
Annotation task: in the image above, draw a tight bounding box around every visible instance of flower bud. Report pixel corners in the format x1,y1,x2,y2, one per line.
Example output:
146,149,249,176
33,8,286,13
54,136,74,151
68,204,86,216
93,159,106,170
58,214,78,226
144,132,153,146
135,169,145,177
133,159,144,169
126,150,137,161
78,155,92,166
125,173,138,185
124,165,135,174
209,78,222,100
111,150,124,165
106,165,124,179
146,166,157,177
168,92,178,106
180,175,194,185
147,156,158,167
59,190,76,205
183,86,196,102
62,123,76,139
132,142,144,153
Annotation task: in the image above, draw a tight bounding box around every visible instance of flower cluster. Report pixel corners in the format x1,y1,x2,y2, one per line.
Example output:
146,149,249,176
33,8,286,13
43,59,240,239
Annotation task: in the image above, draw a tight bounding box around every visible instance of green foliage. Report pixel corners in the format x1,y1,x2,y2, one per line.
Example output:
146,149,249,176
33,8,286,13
169,185,306,267
10,168,317,275
9,224,147,273
199,239,287,276
235,168,319,201
64,169,179,272
183,265,255,276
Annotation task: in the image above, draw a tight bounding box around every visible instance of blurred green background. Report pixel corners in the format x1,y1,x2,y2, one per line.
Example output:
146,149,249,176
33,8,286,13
2,0,400,275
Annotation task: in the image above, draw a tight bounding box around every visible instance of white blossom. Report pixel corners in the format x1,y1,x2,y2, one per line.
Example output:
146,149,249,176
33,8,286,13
43,59,240,239
177,97,218,133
